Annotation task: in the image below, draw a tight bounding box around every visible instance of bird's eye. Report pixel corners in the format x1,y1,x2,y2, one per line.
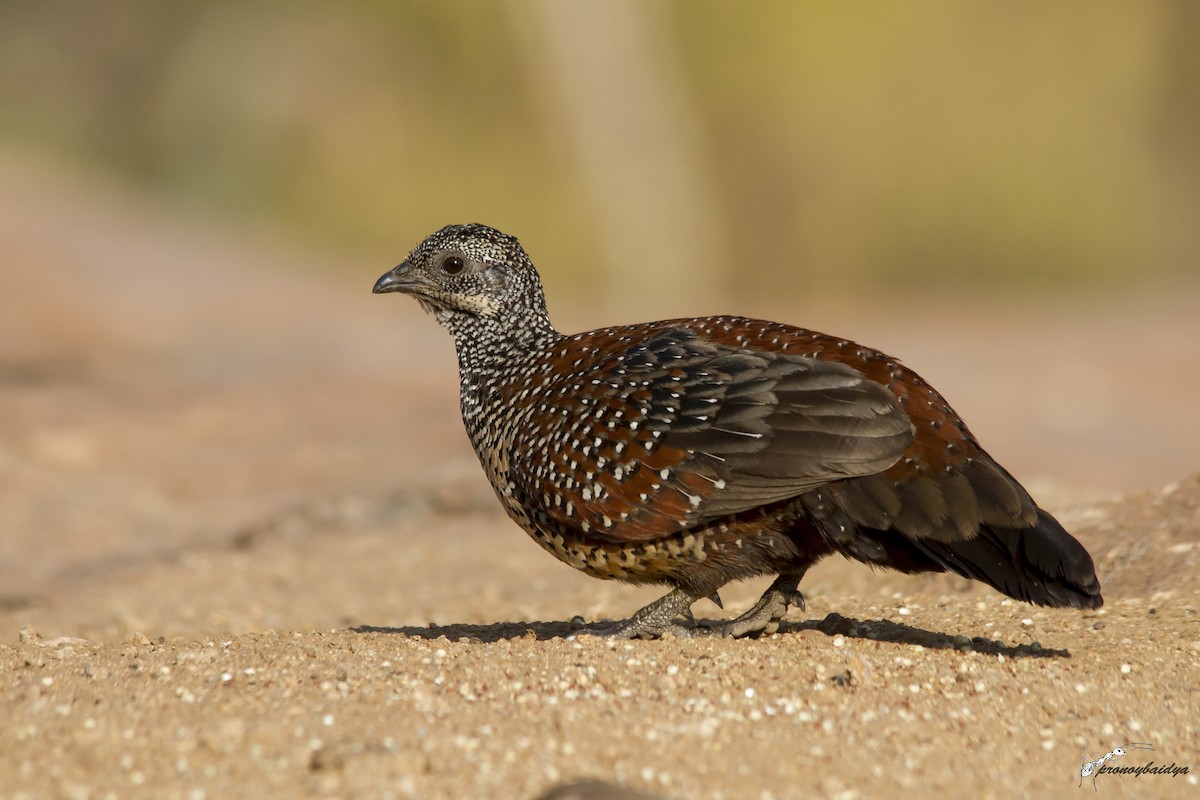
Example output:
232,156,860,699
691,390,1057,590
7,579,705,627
441,256,465,275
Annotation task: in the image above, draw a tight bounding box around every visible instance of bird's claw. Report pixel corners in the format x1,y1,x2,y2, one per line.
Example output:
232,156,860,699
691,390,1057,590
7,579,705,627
719,575,806,638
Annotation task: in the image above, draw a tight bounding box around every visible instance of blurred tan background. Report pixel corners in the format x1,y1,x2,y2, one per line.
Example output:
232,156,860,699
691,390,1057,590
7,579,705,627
4,1,1198,302
1,2,1199,597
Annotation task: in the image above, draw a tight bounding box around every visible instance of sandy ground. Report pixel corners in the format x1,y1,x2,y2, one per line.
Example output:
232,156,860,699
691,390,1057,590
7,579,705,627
2,158,1199,799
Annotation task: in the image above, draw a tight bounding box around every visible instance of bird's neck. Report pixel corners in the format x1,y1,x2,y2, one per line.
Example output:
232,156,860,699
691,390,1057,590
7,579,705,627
447,306,564,409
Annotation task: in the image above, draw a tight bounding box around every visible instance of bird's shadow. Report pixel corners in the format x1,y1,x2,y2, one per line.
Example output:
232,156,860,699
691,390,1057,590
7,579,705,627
353,610,1069,659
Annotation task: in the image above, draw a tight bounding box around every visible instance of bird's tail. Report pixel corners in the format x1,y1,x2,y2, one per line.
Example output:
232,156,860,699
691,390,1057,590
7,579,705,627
915,508,1103,609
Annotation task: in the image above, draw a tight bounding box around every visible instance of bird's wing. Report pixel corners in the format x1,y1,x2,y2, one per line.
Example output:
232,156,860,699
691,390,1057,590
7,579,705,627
509,325,914,542
665,317,1043,546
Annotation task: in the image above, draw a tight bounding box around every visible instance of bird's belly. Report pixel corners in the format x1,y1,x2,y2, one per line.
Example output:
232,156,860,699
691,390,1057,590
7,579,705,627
522,514,713,584
510,502,809,588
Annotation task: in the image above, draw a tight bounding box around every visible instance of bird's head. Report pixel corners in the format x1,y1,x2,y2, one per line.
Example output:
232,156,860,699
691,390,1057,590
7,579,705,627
373,223,549,332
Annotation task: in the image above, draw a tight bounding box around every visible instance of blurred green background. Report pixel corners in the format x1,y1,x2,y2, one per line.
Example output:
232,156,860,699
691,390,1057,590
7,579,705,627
2,0,1197,306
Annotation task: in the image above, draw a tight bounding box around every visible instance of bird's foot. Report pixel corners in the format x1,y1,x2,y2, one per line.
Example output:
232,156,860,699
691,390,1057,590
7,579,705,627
593,617,703,640
582,588,713,640
720,574,806,638
579,574,808,640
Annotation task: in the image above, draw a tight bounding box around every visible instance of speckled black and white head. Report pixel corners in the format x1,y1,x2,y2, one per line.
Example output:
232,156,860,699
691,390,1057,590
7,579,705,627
373,223,553,343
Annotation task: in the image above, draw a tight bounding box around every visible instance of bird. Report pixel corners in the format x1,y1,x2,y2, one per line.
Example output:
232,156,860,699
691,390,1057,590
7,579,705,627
373,223,1102,639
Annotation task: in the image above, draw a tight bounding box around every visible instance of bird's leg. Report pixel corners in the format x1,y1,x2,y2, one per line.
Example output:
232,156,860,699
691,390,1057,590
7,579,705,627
590,588,710,640
721,571,808,638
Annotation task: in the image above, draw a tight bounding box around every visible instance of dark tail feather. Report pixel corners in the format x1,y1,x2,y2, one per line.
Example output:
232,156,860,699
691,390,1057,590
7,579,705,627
915,508,1103,609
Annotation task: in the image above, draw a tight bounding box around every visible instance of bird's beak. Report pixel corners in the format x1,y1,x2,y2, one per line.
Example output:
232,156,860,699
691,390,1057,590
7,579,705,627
372,261,428,294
